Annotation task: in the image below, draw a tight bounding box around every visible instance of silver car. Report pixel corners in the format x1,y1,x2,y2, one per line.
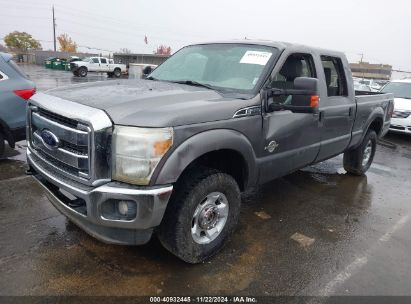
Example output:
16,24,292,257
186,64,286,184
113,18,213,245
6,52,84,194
0,52,36,157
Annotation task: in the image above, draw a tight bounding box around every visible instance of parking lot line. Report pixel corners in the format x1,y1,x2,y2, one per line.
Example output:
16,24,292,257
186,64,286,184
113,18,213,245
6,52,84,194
317,214,410,296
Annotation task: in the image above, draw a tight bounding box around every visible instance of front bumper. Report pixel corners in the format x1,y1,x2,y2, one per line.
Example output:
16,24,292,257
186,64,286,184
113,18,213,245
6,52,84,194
389,117,411,135
28,149,173,245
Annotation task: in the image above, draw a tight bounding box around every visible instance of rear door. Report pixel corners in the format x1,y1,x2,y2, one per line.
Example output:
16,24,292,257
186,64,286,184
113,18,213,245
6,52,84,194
315,55,355,161
99,58,109,72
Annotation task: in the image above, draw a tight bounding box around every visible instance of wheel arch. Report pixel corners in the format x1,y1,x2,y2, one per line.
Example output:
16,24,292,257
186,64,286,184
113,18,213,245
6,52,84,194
152,129,258,191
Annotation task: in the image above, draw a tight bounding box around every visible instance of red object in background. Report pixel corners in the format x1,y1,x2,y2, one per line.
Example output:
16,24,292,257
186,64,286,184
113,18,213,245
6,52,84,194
14,88,36,100
155,45,172,55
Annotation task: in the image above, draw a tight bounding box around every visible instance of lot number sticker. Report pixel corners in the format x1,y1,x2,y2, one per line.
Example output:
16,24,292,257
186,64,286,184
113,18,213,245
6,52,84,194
240,51,272,65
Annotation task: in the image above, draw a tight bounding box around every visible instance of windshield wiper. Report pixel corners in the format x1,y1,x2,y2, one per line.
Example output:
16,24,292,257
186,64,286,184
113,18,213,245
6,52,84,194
146,76,158,81
170,80,216,90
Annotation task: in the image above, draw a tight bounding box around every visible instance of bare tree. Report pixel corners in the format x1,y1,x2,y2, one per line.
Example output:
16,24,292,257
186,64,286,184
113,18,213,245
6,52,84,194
154,45,172,55
119,48,132,54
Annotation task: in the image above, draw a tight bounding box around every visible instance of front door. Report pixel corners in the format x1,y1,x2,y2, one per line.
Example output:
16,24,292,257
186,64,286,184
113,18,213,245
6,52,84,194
89,57,101,72
259,53,321,184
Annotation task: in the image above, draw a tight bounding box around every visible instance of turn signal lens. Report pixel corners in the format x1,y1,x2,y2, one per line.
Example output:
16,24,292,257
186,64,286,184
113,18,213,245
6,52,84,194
154,138,173,157
310,95,319,107
14,88,36,100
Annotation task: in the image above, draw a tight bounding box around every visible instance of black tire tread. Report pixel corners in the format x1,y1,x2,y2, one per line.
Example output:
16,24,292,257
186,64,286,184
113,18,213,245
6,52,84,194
158,167,240,263
0,132,5,158
343,130,377,175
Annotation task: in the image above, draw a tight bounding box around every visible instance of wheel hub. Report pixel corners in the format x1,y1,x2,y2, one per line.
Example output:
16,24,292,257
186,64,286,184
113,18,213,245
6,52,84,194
198,205,220,230
191,192,229,244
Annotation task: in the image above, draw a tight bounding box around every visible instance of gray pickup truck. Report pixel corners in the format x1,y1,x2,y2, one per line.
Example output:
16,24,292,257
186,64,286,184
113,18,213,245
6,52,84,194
27,41,394,263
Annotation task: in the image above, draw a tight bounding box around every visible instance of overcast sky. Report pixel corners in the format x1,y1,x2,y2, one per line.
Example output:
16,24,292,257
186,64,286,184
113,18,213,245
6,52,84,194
1,0,410,70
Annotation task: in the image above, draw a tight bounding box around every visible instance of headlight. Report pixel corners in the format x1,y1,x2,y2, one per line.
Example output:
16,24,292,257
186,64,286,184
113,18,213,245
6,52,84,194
112,126,173,185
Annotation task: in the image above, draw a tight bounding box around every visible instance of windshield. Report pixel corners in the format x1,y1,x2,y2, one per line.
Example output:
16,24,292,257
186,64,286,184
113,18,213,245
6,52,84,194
82,57,91,62
381,82,411,99
149,44,278,93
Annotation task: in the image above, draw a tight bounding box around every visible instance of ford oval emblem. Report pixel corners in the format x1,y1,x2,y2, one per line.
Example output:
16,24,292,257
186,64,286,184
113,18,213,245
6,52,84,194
40,129,59,150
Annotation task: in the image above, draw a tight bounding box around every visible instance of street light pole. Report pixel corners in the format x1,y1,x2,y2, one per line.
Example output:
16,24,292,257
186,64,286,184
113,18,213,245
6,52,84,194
52,5,56,52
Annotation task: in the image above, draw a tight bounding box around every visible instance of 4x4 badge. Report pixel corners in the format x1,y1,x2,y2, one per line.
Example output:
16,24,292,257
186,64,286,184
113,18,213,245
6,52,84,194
265,140,279,153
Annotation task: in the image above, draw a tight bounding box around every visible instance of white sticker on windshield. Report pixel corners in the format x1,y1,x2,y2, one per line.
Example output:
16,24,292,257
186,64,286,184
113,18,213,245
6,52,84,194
240,51,272,65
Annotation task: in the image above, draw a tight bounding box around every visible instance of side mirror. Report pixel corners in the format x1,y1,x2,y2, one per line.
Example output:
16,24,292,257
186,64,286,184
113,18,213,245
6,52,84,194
267,77,319,114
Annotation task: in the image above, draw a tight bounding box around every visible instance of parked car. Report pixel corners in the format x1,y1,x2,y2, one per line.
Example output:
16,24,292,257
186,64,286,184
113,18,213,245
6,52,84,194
70,56,127,77
26,41,393,263
354,82,372,92
0,52,35,157
358,79,382,91
380,79,411,134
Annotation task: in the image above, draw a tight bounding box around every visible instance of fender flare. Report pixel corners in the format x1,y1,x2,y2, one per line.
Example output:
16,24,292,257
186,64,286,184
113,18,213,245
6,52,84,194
152,129,258,188
351,108,385,150
363,107,385,137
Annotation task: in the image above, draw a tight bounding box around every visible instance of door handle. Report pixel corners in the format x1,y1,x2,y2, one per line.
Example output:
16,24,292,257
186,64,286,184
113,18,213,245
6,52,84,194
319,111,324,122
348,107,354,119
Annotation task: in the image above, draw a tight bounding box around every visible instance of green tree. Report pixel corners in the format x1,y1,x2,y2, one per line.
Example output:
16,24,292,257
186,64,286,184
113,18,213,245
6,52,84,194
4,31,41,52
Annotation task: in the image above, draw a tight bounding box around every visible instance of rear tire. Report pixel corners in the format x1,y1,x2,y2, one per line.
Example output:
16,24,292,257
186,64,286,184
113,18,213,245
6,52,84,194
0,132,5,158
113,68,121,78
157,167,241,263
107,72,114,78
343,130,377,175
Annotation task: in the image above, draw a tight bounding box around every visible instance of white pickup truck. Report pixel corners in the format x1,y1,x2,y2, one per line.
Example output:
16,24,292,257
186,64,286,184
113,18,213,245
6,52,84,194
70,57,127,78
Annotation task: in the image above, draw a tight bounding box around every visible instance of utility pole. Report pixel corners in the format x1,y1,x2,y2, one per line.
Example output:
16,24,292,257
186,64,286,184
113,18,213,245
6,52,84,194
52,5,56,52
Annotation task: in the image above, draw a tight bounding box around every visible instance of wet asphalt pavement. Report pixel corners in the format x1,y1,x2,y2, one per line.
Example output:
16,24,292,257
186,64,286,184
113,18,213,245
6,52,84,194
1,65,411,298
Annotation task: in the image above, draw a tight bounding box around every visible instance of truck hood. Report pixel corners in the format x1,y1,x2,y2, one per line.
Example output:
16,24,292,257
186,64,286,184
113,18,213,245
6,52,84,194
46,79,253,127
71,61,87,65
394,97,411,111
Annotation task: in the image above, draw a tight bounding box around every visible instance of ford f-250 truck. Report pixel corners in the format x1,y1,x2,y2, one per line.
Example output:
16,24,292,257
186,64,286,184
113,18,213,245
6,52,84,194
70,56,126,78
26,41,394,263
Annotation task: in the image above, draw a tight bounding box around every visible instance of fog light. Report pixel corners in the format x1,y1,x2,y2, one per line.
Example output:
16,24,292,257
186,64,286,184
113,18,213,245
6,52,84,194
117,200,137,220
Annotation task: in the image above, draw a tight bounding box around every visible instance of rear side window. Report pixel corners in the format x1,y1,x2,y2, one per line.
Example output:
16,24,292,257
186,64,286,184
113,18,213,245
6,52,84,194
8,59,29,79
92,58,99,63
100,58,107,63
321,56,348,96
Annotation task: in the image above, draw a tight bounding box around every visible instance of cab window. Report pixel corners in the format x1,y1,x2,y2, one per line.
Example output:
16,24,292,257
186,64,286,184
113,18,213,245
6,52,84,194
92,58,99,63
269,53,316,104
321,56,348,96
100,58,107,64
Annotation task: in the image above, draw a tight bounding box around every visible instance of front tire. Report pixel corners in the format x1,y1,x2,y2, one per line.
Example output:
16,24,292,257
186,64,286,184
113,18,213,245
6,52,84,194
343,129,377,175
72,70,79,77
79,67,88,77
158,168,241,263
0,132,5,158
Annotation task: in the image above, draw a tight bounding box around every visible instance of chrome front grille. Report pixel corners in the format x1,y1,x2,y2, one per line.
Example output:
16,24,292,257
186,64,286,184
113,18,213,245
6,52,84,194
30,106,91,179
392,111,411,119
27,92,113,186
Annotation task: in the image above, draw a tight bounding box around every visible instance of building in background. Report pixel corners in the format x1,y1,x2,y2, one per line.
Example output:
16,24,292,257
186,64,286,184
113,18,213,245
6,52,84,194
350,62,392,80
113,53,169,67
391,69,411,80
